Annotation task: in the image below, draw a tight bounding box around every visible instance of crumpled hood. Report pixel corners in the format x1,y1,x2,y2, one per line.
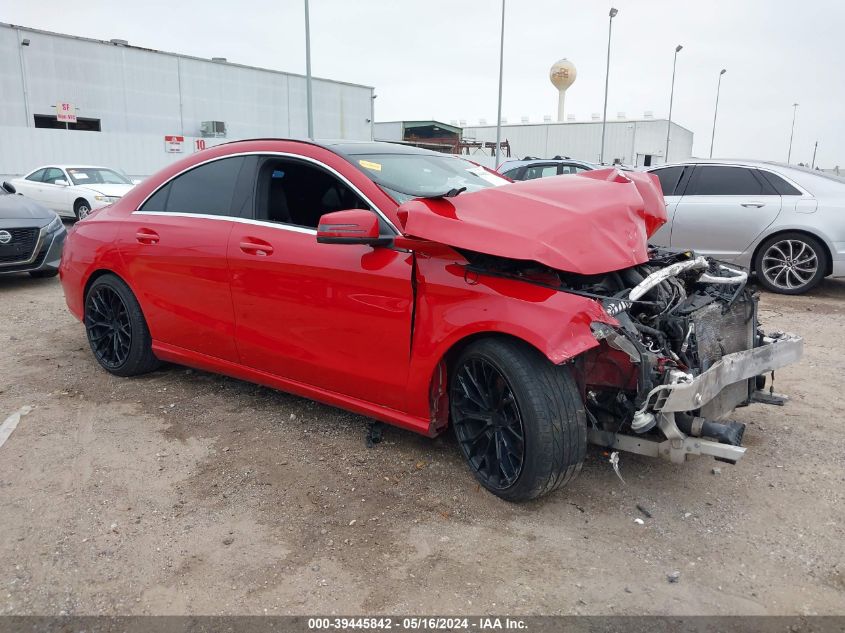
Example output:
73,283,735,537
78,183,134,197
396,168,666,275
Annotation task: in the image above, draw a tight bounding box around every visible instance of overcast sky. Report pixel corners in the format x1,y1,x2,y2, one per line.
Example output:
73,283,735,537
5,0,843,166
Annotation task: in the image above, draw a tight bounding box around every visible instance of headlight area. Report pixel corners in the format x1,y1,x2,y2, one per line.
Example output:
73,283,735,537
44,214,64,233
94,195,121,204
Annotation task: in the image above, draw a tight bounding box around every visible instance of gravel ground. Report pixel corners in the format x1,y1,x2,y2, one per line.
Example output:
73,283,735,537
0,272,843,616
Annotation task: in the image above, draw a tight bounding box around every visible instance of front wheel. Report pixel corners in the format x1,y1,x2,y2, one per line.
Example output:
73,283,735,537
754,232,827,294
74,199,92,220
450,338,586,502
84,274,160,376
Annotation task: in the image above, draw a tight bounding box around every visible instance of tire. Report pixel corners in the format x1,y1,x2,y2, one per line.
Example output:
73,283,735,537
84,274,160,377
74,199,92,220
450,338,586,502
29,269,59,278
754,232,827,295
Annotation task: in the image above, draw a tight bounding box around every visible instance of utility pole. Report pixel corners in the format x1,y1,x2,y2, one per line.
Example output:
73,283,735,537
709,69,726,159
665,44,683,163
600,8,618,165
304,0,314,139
787,103,799,164
494,0,506,168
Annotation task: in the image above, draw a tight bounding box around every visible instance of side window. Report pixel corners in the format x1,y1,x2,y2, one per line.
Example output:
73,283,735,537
43,168,65,184
757,171,802,195
524,165,558,180
501,167,522,180
254,157,372,230
686,166,773,196
559,164,577,175
140,156,255,217
651,166,684,196
26,168,47,182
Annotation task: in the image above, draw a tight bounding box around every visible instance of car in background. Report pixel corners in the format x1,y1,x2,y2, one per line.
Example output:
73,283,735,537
59,139,801,501
11,165,139,220
498,156,596,181
647,160,845,294
0,181,67,278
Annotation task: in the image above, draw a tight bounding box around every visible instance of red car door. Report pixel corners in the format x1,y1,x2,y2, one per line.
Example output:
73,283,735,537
227,152,413,410
117,156,258,362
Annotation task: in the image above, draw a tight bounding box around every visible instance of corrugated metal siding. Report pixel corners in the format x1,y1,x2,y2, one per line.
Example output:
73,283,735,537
0,126,232,179
0,23,373,176
462,120,693,166
373,121,403,141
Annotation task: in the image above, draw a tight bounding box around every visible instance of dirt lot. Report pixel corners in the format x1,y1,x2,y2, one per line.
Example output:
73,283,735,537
1,272,843,616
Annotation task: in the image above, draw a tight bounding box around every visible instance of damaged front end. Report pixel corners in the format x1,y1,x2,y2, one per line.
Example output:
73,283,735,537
464,247,803,467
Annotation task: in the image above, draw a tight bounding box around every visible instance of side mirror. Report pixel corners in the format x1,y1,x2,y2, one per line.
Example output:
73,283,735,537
316,209,391,246
2,181,15,194
55,179,69,186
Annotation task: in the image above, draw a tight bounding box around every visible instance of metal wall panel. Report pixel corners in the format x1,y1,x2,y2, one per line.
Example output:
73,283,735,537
1,126,227,180
0,23,374,176
462,120,694,166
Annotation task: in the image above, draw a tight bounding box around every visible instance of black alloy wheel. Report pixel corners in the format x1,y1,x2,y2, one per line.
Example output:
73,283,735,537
83,274,160,376
452,357,525,491
85,284,132,369
450,338,586,502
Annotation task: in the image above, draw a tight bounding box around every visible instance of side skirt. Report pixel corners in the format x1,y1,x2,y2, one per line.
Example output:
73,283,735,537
152,341,434,437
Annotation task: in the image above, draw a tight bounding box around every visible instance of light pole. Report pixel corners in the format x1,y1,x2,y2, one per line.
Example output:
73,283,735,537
304,0,314,139
599,7,618,165
812,140,818,169
664,44,682,163
787,103,799,163
709,68,726,158
494,0,506,168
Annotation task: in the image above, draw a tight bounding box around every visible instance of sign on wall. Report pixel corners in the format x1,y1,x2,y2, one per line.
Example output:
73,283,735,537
164,135,185,153
56,102,77,123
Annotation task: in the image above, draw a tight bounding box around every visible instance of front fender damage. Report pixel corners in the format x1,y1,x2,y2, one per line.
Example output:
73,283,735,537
406,250,617,435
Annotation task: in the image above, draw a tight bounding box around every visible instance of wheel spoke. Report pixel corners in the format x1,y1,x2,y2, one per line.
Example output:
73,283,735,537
85,286,132,368
451,355,524,490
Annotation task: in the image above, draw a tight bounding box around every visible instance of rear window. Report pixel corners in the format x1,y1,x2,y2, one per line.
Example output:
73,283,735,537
651,166,685,196
140,156,254,217
758,171,802,196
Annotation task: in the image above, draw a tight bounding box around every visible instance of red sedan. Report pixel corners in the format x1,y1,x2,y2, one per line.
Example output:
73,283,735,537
60,139,801,501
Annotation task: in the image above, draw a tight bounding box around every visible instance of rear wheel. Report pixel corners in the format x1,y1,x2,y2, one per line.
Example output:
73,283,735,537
755,232,827,294
84,274,160,376
450,338,586,502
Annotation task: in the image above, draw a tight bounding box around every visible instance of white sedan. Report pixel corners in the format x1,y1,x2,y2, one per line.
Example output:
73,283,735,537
11,165,139,220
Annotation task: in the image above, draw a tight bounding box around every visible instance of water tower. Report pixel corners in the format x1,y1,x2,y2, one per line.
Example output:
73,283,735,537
550,58,577,122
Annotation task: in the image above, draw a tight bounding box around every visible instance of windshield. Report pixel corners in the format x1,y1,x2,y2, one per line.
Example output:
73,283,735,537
66,168,132,186
350,153,509,203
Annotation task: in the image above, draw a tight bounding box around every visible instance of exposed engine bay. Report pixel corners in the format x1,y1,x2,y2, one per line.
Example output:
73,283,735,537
462,246,804,466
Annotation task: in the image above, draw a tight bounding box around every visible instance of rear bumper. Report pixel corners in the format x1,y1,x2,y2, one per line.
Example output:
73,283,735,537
653,334,803,413
831,244,845,277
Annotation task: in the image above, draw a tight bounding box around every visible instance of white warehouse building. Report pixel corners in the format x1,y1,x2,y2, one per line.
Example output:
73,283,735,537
462,117,693,168
0,23,375,179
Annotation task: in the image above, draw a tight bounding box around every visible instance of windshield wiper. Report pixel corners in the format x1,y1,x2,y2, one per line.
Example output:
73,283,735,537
422,186,466,199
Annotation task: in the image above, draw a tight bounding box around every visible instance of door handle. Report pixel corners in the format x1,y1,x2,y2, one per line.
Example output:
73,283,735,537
136,228,160,244
741,202,766,208
239,239,274,256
